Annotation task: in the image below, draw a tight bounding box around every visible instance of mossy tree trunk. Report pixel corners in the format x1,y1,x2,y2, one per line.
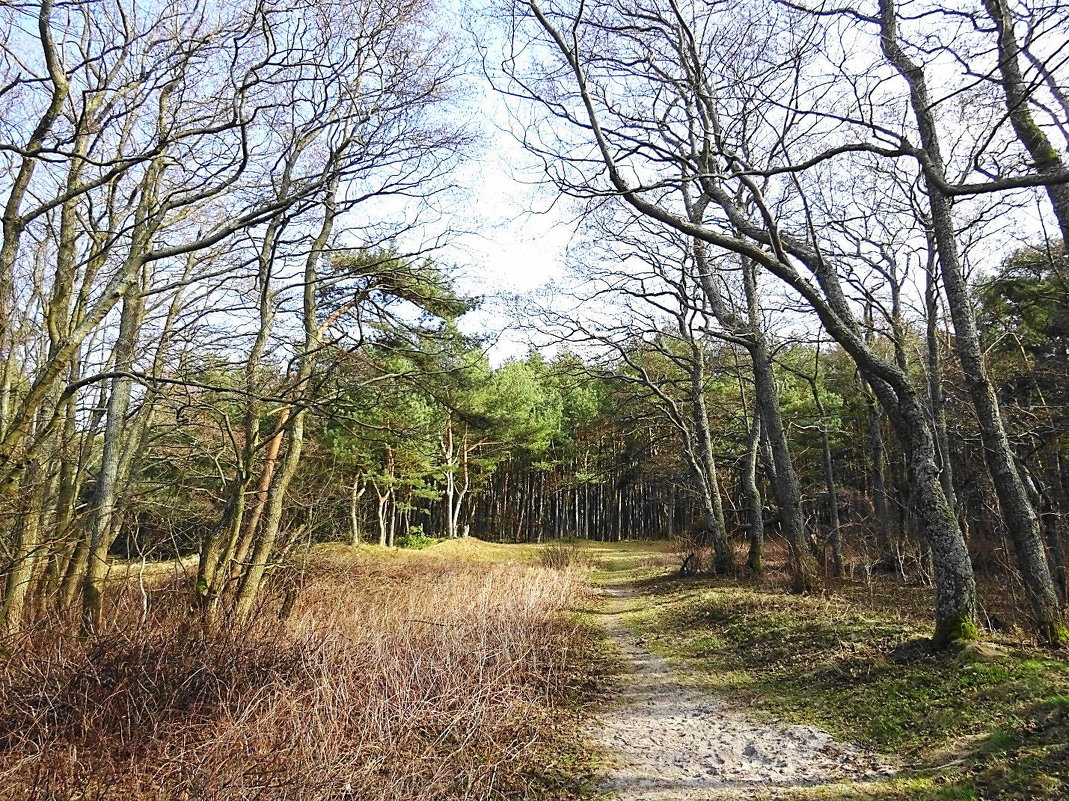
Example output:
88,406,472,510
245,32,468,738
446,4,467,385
880,0,1067,647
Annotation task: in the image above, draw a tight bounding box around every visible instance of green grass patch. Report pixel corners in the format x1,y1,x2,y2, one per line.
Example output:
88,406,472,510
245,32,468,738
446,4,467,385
588,541,1069,801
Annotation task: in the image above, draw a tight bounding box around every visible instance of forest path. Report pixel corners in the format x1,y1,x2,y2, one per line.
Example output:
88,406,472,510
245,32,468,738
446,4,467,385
591,583,896,800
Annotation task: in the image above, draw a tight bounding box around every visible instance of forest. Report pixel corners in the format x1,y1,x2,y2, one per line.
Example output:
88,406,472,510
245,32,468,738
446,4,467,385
1,0,1068,799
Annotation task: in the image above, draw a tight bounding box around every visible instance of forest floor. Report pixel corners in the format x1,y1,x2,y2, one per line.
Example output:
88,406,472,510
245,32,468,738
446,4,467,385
590,583,894,799
6,538,1066,800
576,540,1069,801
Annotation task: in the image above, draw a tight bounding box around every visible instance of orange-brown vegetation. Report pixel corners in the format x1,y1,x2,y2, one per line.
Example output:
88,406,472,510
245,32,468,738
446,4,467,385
0,546,597,800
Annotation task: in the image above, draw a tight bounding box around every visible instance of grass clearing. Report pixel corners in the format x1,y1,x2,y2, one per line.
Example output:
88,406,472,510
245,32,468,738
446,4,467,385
308,536,544,565
590,540,1069,801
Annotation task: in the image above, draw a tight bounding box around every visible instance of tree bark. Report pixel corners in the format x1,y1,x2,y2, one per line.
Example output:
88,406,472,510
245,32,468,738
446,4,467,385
81,284,144,634
811,372,844,578
1,462,46,633
688,346,735,574
881,0,1067,646
349,475,366,546
232,172,338,622
743,410,764,575
690,238,816,589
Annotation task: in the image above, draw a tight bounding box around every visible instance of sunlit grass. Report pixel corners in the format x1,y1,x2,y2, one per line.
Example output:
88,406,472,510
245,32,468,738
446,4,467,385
588,540,1069,801
0,542,602,800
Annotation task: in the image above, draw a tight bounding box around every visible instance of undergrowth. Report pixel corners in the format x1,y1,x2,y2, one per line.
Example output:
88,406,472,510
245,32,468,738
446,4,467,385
0,545,601,800
598,541,1069,801
539,539,596,570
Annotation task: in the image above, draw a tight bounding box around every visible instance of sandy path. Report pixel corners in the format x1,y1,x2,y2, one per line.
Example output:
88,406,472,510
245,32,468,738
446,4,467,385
593,586,895,800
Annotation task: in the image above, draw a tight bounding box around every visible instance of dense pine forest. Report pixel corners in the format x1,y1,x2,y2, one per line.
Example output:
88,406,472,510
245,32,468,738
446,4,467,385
2,0,1069,799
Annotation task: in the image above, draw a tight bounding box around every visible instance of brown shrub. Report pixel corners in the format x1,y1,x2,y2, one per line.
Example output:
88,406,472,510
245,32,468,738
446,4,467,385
0,556,593,800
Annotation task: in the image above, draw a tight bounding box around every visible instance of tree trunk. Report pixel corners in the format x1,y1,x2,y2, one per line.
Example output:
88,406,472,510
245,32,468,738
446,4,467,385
232,412,305,622
349,475,365,546
876,381,979,645
690,357,735,574
743,411,764,575
691,240,815,589
232,171,338,622
376,487,390,546
1,463,46,633
923,254,958,516
80,283,144,634
814,387,844,579
230,410,290,572
880,0,1067,645
750,330,818,591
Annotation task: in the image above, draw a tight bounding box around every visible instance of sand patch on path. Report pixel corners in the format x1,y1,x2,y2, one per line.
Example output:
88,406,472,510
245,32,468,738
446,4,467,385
593,585,895,800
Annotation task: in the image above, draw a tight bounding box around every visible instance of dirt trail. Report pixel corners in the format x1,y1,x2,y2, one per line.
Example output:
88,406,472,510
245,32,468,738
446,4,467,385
593,585,895,800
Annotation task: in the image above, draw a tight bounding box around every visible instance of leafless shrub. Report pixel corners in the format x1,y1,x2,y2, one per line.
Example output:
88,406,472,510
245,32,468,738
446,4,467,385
538,540,590,570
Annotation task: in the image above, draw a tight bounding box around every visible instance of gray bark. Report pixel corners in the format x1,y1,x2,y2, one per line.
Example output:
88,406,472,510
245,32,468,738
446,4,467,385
688,342,735,574
813,376,844,578
982,0,1069,248
80,284,144,633
1,462,45,633
881,0,1066,645
924,257,958,513
691,240,816,589
349,476,365,546
743,410,764,575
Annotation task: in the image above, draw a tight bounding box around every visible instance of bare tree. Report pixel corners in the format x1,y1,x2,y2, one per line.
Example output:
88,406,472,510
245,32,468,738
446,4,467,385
504,0,979,644
0,0,468,634
980,0,1069,247
530,216,739,574
877,0,1066,644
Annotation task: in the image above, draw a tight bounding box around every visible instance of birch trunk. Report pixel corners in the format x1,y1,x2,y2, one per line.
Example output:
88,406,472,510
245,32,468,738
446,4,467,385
349,476,366,546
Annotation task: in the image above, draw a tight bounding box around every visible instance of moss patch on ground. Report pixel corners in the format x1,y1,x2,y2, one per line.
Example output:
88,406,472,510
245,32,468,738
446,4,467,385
590,543,1069,801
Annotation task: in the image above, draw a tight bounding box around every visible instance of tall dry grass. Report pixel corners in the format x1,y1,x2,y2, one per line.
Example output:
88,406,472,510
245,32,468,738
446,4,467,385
0,551,595,800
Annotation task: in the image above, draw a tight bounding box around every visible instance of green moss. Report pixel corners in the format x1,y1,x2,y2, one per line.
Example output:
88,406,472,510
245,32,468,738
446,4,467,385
743,776,980,800
933,614,980,648
1045,622,1069,648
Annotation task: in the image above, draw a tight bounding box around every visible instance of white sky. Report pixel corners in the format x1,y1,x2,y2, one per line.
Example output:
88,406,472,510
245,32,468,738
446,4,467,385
443,136,578,362
412,1,579,363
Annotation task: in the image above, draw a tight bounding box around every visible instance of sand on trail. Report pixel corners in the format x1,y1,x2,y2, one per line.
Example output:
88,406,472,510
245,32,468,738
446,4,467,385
593,586,895,800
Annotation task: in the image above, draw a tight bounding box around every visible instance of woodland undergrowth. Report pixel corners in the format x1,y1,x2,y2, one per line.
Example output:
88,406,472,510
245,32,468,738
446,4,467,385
612,540,1069,801
0,549,598,801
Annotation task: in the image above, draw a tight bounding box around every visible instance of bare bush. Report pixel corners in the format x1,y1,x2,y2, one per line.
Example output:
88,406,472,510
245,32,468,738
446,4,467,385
538,540,591,570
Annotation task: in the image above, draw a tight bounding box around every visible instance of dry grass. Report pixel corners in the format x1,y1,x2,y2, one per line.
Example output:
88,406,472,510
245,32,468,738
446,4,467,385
0,546,597,800
538,540,595,570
